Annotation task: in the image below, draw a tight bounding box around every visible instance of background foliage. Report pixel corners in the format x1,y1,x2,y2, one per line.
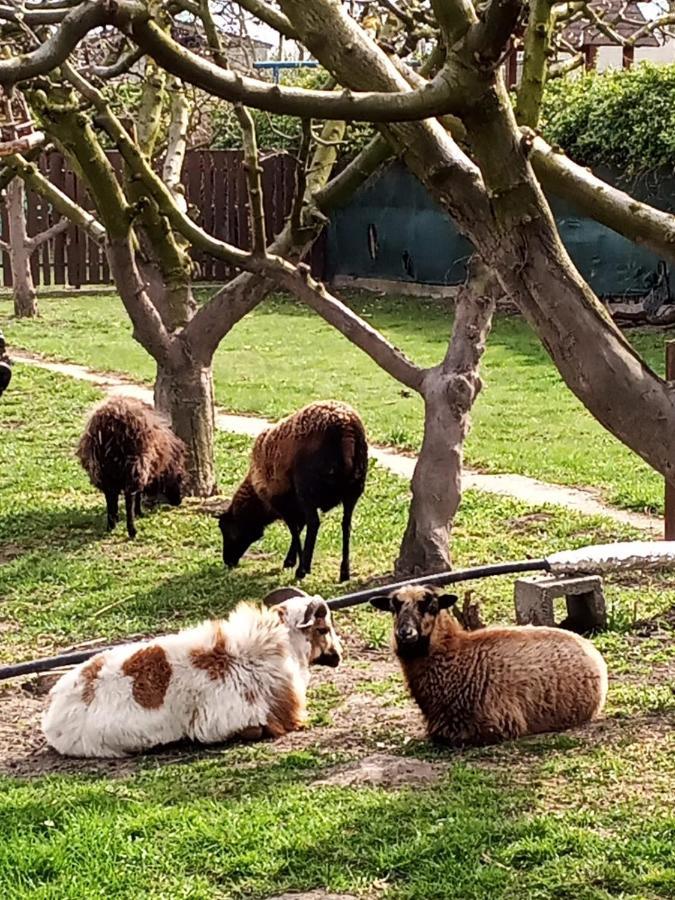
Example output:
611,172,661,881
540,63,675,175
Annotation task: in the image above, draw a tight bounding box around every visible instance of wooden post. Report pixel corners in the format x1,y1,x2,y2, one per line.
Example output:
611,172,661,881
583,45,598,70
622,46,634,69
665,341,675,539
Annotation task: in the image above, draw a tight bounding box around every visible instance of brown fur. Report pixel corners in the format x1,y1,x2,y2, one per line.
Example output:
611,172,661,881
77,396,187,538
80,656,104,706
375,586,608,747
219,401,368,580
190,626,234,681
265,675,306,737
248,401,366,502
121,645,172,710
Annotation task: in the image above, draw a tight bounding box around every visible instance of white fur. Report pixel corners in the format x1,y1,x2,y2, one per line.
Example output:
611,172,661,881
42,595,338,758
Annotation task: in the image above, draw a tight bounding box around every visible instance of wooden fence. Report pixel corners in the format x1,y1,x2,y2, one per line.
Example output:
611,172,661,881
0,150,325,287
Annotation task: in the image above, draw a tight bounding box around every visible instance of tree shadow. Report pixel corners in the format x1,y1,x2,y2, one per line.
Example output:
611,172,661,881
0,506,103,562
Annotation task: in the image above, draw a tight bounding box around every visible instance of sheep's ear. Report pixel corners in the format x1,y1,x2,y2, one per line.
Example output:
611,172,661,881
262,587,308,607
437,593,459,609
370,595,392,612
297,598,328,629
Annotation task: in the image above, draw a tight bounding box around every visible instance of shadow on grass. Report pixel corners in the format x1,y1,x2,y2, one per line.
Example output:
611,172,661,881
0,506,104,561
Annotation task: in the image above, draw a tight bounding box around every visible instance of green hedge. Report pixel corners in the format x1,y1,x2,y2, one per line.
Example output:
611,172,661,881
540,63,675,175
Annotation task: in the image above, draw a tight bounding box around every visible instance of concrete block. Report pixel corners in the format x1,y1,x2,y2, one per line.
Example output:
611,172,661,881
514,574,607,633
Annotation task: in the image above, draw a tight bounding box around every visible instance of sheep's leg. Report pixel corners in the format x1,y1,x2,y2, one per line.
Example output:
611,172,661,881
283,520,303,569
105,490,119,532
134,492,143,518
124,491,137,539
339,497,357,582
296,507,320,580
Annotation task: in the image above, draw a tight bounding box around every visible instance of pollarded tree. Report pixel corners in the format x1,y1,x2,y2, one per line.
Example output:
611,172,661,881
0,10,383,497
2,1,675,573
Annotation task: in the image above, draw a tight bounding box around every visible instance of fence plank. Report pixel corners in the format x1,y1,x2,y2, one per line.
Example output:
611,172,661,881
1,149,325,290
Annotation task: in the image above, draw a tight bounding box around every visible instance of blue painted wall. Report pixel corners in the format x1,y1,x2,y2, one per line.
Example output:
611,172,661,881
326,162,674,296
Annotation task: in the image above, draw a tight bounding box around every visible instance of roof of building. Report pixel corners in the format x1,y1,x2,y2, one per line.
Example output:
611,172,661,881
562,0,660,47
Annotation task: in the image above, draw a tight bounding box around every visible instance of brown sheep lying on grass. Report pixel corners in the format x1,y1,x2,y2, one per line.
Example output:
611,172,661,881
77,396,187,538
372,585,607,747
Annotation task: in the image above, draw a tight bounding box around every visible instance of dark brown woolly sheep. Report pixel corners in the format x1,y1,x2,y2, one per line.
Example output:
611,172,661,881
218,401,368,581
77,396,187,538
371,585,607,747
0,329,11,398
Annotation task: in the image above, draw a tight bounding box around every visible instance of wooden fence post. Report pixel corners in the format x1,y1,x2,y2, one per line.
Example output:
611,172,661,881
665,340,675,539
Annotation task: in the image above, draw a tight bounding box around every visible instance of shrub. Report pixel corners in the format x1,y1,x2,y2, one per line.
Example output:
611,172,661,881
540,63,675,175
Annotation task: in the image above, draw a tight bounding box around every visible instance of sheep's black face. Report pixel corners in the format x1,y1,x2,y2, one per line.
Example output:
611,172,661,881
218,510,264,568
371,587,458,658
161,471,183,507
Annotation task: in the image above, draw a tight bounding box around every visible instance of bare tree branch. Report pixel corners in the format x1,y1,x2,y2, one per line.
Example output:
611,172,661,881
0,3,70,25
235,104,267,253
527,132,675,265
270,263,425,391
162,78,190,209
0,0,468,122
4,152,106,243
467,0,525,67
235,0,300,40
26,216,70,250
314,134,391,210
88,45,144,79
516,0,554,126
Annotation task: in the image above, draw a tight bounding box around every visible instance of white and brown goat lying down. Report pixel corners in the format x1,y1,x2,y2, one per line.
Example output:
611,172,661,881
372,586,607,747
42,588,341,758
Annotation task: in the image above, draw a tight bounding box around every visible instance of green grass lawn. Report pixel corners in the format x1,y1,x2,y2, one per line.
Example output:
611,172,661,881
1,290,671,515
1,366,674,898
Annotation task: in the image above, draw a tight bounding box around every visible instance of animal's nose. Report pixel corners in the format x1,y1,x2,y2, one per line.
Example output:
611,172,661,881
397,625,418,643
317,651,341,668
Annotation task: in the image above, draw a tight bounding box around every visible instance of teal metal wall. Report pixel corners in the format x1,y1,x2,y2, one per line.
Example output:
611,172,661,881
326,162,674,296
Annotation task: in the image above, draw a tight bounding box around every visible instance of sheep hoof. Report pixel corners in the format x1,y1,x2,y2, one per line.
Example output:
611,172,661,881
127,529,137,540
283,555,296,569
295,567,307,581
339,567,350,582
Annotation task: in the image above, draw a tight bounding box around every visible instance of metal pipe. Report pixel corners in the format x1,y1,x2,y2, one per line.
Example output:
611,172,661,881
327,559,549,609
0,559,549,681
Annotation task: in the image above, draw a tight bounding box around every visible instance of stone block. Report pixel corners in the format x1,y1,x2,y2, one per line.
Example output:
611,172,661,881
514,574,607,633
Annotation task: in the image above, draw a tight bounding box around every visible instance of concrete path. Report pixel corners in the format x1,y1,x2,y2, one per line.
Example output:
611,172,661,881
13,352,661,534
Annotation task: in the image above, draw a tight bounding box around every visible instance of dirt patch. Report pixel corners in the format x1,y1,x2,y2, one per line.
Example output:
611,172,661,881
506,512,556,533
0,542,23,565
312,753,447,789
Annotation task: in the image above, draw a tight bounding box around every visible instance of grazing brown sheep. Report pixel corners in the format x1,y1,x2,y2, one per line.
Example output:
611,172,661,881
77,396,187,538
371,585,607,747
0,329,11,398
219,401,368,581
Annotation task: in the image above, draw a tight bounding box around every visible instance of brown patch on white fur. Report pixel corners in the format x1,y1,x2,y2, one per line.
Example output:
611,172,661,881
121,645,172,709
80,656,104,706
190,624,233,681
265,676,306,737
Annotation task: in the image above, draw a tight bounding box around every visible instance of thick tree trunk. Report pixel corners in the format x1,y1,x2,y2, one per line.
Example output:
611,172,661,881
154,353,216,498
279,0,675,484
396,260,496,575
7,179,38,318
